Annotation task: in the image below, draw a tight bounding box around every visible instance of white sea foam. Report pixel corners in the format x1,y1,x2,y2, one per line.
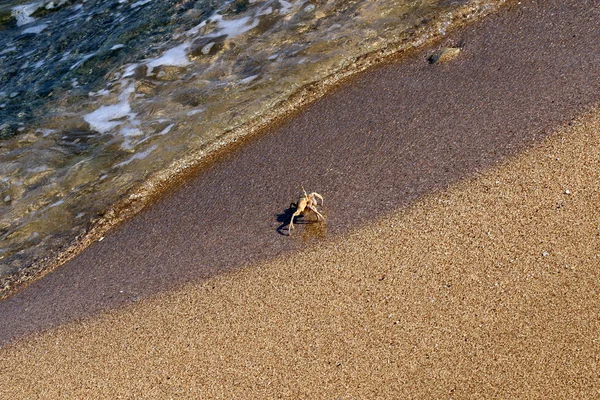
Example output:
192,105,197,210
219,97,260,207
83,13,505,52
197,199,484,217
70,53,96,71
184,11,259,39
122,63,139,78
184,20,207,37
238,74,259,84
36,128,56,137
114,144,158,168
85,103,129,133
158,123,175,135
12,2,42,26
209,13,259,38
186,109,203,116
120,126,143,137
146,43,191,75
48,199,64,208
83,84,135,134
200,42,218,56
89,89,111,97
12,0,69,26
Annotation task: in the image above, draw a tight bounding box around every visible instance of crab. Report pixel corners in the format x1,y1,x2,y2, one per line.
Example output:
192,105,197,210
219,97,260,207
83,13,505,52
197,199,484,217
288,187,325,234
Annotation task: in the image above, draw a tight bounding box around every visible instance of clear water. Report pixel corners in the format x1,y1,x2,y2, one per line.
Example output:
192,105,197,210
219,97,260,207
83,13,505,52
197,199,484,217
0,0,506,295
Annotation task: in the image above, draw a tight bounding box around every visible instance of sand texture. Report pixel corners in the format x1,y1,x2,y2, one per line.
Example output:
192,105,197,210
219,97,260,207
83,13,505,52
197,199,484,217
1,0,600,398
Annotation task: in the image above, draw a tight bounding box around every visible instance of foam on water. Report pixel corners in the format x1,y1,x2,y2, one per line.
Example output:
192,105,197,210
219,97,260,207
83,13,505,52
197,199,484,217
146,43,192,74
208,12,260,37
238,74,260,84
69,53,97,71
83,83,135,134
11,0,70,25
11,2,42,26
158,123,175,135
115,145,158,168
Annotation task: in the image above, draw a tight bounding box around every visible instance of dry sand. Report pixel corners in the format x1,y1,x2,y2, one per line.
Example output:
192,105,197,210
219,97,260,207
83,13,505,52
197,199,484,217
1,107,599,398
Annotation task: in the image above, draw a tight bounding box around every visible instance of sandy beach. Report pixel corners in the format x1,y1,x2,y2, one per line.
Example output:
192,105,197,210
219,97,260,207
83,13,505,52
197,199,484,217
1,0,599,397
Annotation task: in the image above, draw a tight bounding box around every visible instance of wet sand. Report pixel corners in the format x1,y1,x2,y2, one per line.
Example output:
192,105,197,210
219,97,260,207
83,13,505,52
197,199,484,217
1,0,600,397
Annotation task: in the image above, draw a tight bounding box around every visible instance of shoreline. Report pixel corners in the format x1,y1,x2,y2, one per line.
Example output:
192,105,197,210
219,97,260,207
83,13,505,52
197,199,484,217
0,0,512,301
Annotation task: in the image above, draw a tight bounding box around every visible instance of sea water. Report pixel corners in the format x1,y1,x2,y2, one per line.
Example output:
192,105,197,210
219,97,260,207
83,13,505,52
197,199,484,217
0,0,506,295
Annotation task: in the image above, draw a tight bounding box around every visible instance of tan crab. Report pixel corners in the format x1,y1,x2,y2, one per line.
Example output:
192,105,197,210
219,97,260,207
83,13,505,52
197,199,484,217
288,187,325,234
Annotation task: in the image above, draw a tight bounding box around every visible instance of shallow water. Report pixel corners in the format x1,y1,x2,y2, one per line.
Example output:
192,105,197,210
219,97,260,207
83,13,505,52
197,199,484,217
0,0,506,295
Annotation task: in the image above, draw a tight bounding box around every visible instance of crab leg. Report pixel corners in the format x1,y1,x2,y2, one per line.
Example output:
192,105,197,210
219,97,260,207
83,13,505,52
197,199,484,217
307,204,325,221
289,197,308,233
288,208,303,232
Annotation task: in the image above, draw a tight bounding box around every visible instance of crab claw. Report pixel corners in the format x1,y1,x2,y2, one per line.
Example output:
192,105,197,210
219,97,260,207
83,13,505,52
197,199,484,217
311,192,323,205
